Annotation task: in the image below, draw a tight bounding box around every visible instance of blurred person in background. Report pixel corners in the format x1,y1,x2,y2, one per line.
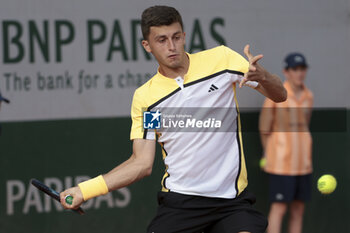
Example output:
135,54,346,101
259,53,313,233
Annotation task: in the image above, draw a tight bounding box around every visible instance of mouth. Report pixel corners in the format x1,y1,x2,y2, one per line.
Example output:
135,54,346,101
168,54,178,59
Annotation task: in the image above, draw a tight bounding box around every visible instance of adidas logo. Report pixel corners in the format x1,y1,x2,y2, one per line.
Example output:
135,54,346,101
208,84,219,92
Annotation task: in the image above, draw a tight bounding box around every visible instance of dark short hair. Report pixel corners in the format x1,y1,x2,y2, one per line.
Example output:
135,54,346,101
141,5,184,40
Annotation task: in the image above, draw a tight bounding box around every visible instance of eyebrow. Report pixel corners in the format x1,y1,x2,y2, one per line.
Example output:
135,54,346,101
154,31,182,40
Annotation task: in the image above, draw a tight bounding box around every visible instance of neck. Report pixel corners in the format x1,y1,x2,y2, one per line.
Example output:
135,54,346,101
159,54,189,79
287,80,304,93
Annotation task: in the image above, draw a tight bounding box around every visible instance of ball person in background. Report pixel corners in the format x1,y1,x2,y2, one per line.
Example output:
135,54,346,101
259,53,313,233
61,5,287,233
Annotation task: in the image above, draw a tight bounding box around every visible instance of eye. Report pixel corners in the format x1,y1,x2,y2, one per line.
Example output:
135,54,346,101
158,38,166,43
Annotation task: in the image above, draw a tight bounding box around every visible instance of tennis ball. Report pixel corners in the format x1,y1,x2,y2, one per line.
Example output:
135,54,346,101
259,157,266,169
317,174,337,194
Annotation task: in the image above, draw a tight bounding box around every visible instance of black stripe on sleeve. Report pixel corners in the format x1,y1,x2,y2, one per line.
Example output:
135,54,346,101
147,88,181,111
143,88,181,139
147,69,243,111
184,69,244,88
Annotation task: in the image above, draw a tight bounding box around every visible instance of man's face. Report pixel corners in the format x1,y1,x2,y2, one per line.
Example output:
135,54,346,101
283,66,308,87
142,22,186,70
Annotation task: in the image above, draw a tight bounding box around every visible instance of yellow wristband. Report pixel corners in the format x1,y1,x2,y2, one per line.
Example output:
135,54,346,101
78,175,109,201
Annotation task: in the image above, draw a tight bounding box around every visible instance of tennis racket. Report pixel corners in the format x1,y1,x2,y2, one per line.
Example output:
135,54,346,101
31,179,85,215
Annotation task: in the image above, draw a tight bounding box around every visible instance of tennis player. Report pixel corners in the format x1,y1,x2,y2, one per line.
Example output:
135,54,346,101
60,5,287,233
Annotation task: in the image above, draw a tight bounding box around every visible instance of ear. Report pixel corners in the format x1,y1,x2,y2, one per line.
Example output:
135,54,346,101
142,40,152,53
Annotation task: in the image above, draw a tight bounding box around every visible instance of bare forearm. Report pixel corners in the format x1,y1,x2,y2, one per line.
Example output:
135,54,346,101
107,156,133,174
103,139,155,191
59,139,155,210
257,71,287,103
103,156,152,191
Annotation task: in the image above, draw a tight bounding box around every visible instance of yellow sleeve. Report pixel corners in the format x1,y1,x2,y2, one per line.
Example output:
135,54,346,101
130,89,146,140
222,46,258,88
130,84,158,141
222,46,249,74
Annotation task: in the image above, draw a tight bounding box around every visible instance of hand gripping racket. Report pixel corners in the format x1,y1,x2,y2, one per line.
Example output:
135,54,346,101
31,179,85,215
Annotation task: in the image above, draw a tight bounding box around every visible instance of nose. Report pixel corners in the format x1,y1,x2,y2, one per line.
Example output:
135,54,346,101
168,39,176,51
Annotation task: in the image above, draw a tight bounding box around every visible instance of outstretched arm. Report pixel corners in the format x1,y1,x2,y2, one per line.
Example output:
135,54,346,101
240,44,287,103
60,138,156,209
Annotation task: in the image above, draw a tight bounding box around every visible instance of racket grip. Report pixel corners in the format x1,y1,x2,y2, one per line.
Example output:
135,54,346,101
64,195,85,215
65,195,73,205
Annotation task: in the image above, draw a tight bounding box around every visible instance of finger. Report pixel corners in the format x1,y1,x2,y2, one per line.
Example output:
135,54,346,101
250,54,264,65
60,192,70,209
244,73,260,82
244,44,253,60
60,191,76,209
249,64,257,72
239,77,248,88
60,192,67,205
245,69,262,78
244,71,259,80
